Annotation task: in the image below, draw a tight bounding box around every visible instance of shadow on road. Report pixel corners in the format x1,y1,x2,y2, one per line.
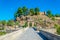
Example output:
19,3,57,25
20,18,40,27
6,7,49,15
38,30,60,40
37,32,48,40
33,28,48,40
33,27,60,40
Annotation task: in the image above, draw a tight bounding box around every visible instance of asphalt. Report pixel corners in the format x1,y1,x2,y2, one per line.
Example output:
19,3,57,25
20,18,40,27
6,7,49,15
0,27,43,40
15,28,43,40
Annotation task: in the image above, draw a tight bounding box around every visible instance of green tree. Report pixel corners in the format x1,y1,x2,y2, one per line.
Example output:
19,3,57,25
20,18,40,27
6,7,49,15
35,7,40,15
14,13,19,18
46,10,53,18
29,9,35,16
17,7,23,16
14,7,23,18
55,14,60,17
22,6,28,16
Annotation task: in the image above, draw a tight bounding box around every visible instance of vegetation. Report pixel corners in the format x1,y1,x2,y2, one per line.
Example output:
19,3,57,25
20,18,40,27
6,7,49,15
1,20,7,26
29,22,32,27
34,23,37,27
14,6,40,19
46,10,57,21
23,22,28,28
46,10,53,18
57,27,60,35
0,32,6,35
35,8,40,15
7,20,15,26
54,24,60,35
55,14,60,17
15,21,19,25
0,6,60,35
46,10,60,17
22,6,28,16
54,24,59,28
51,17,56,21
0,27,4,30
29,8,35,16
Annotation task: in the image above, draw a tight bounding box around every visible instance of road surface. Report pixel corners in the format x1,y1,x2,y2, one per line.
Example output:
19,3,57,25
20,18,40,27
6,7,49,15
0,27,43,40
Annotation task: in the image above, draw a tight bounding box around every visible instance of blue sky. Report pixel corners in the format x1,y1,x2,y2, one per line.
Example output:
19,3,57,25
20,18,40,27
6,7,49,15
0,0,60,20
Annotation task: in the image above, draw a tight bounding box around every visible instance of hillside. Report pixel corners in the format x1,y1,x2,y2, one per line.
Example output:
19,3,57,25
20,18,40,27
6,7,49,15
16,12,55,29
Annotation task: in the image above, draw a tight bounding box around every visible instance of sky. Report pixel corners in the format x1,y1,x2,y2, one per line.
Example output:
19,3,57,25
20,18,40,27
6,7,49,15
0,0,60,20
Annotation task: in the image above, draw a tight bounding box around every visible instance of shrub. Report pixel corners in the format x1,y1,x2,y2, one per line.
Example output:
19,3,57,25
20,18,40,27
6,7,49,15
34,23,37,27
0,28,4,30
54,24,60,35
29,22,32,27
0,32,6,35
54,24,59,28
23,22,28,28
57,27,60,35
51,17,55,21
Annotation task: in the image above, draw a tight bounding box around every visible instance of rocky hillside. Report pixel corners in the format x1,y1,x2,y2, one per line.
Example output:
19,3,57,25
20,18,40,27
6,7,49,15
16,12,55,28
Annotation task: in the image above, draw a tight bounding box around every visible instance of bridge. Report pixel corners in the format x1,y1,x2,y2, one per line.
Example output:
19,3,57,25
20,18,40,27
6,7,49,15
0,27,60,40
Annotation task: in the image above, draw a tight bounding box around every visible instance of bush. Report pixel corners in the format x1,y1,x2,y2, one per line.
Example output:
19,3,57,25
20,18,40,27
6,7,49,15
23,22,28,28
34,23,37,27
0,28,4,30
51,17,55,21
29,22,32,27
57,27,60,35
54,24,59,28
54,24,60,35
0,32,6,35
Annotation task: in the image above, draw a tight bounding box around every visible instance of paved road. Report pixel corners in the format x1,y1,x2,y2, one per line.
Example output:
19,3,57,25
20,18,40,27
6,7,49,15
0,27,43,40
15,28,43,40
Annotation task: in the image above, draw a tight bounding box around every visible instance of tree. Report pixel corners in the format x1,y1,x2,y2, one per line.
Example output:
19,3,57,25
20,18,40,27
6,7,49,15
22,6,28,16
17,7,23,16
29,9,35,16
35,7,40,15
46,10,53,18
55,14,60,17
14,13,19,18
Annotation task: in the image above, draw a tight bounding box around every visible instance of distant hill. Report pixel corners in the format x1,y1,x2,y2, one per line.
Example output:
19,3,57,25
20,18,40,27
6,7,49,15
16,12,56,28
